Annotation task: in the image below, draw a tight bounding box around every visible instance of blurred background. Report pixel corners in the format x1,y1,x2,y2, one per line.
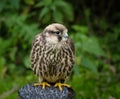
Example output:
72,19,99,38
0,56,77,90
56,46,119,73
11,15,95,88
0,0,120,99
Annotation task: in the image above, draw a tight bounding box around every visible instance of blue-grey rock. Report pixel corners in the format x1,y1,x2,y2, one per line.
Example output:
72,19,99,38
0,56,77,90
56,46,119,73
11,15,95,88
18,83,75,99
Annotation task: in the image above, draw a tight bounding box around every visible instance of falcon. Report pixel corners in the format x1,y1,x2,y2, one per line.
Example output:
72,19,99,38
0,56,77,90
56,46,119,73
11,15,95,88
30,23,75,91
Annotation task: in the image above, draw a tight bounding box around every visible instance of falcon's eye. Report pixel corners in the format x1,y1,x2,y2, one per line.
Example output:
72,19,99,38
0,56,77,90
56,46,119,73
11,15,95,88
55,31,60,35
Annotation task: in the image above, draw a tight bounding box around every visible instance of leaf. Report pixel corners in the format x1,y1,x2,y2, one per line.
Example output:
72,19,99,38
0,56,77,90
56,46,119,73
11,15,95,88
0,38,12,55
54,0,74,21
23,56,30,68
61,3,73,21
8,0,20,10
9,47,17,61
39,7,49,19
81,37,105,56
0,0,6,12
81,57,98,74
24,0,34,5
43,0,52,6
35,2,44,7
0,57,6,72
8,63,16,74
72,25,88,34
53,10,63,22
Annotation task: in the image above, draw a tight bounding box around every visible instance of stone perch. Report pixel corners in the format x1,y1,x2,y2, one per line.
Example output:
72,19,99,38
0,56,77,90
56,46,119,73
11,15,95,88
18,83,75,99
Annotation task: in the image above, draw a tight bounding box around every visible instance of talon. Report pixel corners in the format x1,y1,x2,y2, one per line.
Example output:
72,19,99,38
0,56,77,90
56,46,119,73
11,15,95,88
54,83,70,91
34,82,50,89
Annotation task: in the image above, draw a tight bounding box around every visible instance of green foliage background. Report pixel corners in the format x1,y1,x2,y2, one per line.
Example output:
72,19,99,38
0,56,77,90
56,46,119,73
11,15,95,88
0,0,120,98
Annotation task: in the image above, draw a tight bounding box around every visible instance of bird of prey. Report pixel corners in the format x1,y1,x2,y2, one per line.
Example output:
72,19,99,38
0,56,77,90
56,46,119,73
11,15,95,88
30,23,75,91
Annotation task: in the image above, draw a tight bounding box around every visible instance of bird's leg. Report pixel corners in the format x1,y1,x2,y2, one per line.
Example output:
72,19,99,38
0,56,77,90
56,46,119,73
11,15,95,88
54,82,70,91
34,82,50,89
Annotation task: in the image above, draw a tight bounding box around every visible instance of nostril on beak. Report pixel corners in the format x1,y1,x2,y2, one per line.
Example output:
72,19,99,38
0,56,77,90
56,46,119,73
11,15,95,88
64,36,68,38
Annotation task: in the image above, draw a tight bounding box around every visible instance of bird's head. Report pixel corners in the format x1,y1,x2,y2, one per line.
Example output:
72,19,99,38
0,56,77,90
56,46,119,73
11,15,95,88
43,23,68,44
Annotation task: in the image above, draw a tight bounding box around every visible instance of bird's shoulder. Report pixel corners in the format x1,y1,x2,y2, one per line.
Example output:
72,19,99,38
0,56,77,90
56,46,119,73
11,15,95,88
66,38,75,54
32,33,46,46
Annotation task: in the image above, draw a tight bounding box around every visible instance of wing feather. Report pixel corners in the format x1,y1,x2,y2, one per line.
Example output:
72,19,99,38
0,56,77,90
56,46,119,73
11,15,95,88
67,38,75,55
30,33,45,74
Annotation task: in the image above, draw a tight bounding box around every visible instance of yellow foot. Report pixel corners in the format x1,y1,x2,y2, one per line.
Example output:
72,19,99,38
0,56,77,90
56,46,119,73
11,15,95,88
54,83,70,91
34,82,50,89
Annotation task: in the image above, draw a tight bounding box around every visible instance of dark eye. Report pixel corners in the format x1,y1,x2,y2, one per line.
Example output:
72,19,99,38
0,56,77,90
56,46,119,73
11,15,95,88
55,31,60,34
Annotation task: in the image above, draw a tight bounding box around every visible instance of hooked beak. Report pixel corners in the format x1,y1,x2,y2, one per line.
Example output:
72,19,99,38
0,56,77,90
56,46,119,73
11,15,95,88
63,32,68,38
61,33,69,41
63,35,68,38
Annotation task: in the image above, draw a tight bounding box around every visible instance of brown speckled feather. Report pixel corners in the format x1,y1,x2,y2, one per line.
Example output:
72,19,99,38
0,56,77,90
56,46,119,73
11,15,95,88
30,23,75,83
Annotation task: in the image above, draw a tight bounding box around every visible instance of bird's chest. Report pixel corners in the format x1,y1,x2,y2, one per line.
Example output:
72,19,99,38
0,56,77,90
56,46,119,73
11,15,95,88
46,49,60,65
41,43,72,67
43,45,61,64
